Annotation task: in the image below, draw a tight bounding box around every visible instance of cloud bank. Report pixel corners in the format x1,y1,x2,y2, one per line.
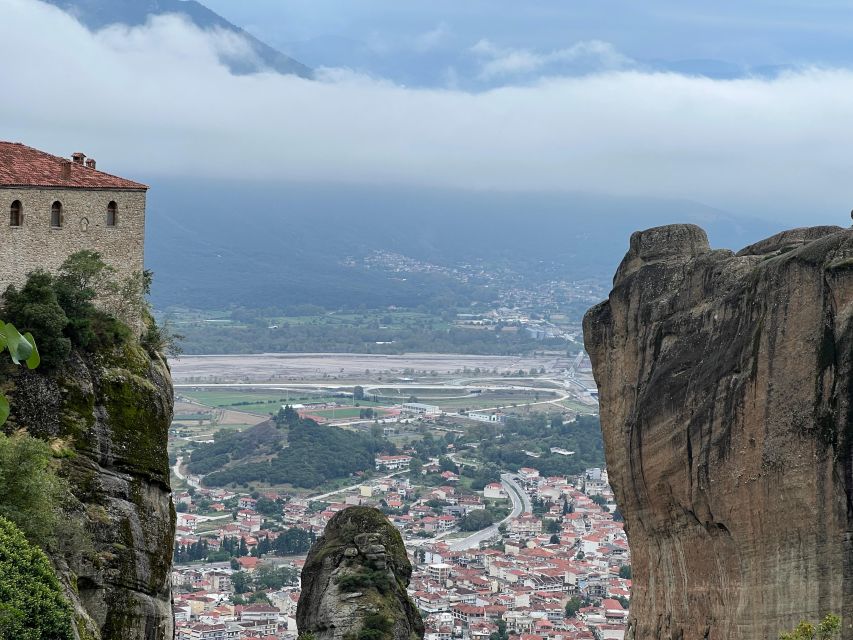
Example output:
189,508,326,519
2,0,853,222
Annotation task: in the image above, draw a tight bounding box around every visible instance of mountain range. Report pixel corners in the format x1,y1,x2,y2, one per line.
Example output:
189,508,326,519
43,0,312,77
143,178,779,311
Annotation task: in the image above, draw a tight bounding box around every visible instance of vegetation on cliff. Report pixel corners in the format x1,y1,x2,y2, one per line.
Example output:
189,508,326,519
0,515,74,640
297,507,423,640
0,251,176,640
780,615,840,640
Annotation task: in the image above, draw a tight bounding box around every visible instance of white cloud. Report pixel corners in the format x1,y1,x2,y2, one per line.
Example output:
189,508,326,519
471,39,634,79
2,0,853,222
414,23,451,53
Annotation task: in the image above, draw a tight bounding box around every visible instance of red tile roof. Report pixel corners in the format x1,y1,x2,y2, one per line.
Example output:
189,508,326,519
0,142,147,190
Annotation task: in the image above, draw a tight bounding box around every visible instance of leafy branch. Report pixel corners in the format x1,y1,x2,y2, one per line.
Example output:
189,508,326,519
0,321,39,425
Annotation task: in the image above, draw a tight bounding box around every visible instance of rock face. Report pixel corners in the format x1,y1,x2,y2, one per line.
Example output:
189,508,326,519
7,343,175,640
584,224,853,640
297,507,424,640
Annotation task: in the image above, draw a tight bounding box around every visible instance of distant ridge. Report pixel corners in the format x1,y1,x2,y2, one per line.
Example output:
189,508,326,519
44,0,313,78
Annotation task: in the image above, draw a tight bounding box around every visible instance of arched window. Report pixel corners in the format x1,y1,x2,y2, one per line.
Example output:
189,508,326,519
50,201,63,228
106,201,118,227
9,200,22,227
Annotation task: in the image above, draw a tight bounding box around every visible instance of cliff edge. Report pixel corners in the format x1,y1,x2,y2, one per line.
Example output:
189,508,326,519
297,506,424,640
583,224,853,639
7,342,175,640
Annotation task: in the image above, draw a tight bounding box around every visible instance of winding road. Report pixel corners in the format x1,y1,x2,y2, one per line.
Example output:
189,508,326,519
447,473,530,551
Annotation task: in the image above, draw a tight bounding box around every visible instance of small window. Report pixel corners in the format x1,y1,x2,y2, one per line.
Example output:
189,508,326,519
51,201,63,228
9,200,22,227
106,201,118,227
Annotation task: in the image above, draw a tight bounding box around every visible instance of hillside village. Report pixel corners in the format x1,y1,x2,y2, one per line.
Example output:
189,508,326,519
170,464,630,640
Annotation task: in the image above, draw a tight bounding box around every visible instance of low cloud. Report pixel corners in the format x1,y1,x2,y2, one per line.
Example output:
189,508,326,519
471,39,634,79
2,0,853,222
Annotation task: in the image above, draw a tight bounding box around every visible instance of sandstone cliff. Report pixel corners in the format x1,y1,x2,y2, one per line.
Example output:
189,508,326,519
584,224,853,640
297,506,424,640
7,342,175,640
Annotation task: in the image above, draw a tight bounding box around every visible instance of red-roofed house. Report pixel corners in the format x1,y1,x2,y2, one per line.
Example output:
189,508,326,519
0,142,148,293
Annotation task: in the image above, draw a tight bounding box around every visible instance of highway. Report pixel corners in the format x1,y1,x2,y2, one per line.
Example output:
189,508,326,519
447,473,530,551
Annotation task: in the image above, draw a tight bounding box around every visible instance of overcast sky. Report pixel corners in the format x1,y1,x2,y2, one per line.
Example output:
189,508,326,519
2,0,853,225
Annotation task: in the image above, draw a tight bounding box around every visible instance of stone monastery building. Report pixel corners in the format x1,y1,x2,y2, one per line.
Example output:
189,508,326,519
0,142,147,292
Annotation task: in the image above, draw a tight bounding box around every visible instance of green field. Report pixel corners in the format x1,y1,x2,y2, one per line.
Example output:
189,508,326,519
430,391,560,410
173,413,213,421
179,389,375,408
306,408,390,420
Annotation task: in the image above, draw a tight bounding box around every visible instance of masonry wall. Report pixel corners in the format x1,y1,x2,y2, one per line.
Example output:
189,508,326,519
0,187,146,292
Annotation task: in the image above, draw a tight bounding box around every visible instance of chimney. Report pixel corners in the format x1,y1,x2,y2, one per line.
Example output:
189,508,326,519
71,152,85,165
85,158,96,169
61,160,72,180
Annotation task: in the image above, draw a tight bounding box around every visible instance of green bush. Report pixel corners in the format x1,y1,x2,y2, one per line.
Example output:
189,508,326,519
780,615,840,640
0,432,65,548
0,515,74,640
358,613,393,640
459,509,494,531
2,252,152,370
2,272,70,371
336,569,391,593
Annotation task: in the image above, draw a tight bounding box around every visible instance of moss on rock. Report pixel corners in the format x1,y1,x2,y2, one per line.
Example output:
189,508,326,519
298,507,424,640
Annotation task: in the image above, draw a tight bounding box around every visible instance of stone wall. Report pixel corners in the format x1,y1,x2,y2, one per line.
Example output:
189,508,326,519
0,187,146,291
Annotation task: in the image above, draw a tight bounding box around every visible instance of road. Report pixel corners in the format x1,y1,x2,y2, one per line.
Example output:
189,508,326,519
292,470,407,506
446,473,530,551
173,456,201,489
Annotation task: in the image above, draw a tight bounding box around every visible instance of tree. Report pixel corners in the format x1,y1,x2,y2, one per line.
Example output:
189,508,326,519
438,456,457,473
255,497,280,517
779,614,841,640
0,516,74,640
564,596,582,618
2,274,68,371
274,528,313,556
231,571,250,594
353,386,365,401
576,550,585,560
489,619,509,640
619,565,632,579
248,592,272,605
409,458,423,476
545,520,561,534
549,534,560,544
460,510,494,531
0,432,64,548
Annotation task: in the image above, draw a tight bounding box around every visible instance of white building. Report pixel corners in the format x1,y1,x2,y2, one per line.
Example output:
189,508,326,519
483,483,506,499
402,403,441,416
375,455,413,470
467,412,506,424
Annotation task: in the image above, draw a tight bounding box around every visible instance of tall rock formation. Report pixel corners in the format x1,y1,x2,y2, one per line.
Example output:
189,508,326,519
6,343,175,640
584,224,853,639
297,506,424,640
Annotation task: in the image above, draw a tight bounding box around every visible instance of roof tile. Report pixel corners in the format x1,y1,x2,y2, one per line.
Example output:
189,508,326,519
0,142,147,190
